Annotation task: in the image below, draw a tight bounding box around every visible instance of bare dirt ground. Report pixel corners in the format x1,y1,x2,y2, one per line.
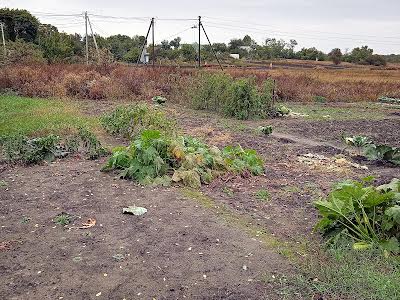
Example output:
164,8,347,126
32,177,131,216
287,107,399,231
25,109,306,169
1,101,399,299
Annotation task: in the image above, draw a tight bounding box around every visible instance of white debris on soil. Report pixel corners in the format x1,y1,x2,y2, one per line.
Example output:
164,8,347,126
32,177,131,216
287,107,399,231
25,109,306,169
298,153,368,173
288,112,309,118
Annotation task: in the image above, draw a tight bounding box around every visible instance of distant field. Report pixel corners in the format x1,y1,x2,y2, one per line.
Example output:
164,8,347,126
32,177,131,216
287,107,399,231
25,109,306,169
0,63,399,102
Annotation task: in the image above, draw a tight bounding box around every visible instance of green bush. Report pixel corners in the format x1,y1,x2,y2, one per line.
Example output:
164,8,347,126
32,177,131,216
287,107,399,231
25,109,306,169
100,103,176,139
314,178,400,255
224,78,261,120
190,72,233,112
190,72,277,120
102,129,265,188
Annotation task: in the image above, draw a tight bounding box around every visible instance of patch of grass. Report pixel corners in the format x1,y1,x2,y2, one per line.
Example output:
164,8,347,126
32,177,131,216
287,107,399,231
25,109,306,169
180,188,305,259
0,180,7,187
281,245,400,300
222,186,234,197
21,216,31,224
53,213,73,226
255,189,270,201
0,95,99,136
282,185,301,194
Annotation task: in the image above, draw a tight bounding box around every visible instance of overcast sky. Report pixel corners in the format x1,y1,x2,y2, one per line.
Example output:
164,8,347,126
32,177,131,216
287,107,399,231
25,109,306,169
3,0,400,54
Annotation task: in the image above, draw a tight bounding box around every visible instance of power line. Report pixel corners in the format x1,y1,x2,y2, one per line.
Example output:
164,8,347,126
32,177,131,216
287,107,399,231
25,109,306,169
203,16,400,40
203,22,400,46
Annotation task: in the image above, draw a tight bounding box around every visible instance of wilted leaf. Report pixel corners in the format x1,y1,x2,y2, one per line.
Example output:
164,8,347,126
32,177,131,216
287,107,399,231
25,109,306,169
353,241,373,251
122,206,147,216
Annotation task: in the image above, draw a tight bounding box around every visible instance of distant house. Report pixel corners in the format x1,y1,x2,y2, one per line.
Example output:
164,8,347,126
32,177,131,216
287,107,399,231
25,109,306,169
229,53,240,59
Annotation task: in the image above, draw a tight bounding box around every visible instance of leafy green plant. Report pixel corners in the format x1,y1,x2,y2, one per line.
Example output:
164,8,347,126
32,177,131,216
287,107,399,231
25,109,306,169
344,136,399,165
314,95,327,103
314,178,400,255
364,144,400,165
100,103,176,139
344,135,372,156
54,213,73,226
255,189,270,201
102,129,265,188
378,96,400,105
0,134,61,164
152,96,167,105
0,128,107,164
274,105,291,117
258,125,273,135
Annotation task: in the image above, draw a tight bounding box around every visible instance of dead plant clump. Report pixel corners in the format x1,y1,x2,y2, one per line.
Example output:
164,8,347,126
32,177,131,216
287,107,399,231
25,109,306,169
1,63,400,102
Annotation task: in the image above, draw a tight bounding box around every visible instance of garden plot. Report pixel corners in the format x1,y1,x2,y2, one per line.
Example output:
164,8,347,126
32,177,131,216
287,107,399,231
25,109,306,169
1,96,399,300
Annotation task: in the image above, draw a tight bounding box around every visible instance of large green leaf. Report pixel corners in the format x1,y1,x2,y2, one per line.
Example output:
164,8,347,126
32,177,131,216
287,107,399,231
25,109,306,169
377,178,400,193
385,205,400,225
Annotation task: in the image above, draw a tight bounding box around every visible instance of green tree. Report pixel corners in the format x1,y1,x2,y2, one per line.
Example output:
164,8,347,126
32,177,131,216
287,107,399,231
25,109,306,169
345,46,373,64
328,48,343,65
0,8,39,42
296,47,326,61
123,47,140,63
169,37,181,49
38,25,76,63
180,44,197,61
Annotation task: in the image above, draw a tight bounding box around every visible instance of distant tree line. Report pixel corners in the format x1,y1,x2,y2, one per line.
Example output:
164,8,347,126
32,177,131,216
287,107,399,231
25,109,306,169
0,8,392,66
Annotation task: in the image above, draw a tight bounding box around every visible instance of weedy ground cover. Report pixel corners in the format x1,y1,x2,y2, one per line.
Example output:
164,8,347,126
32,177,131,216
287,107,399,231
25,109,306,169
100,103,176,139
1,64,400,102
0,127,107,164
102,129,264,188
190,72,279,120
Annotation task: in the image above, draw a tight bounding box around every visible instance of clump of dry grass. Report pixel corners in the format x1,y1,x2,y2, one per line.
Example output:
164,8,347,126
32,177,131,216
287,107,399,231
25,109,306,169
1,63,399,103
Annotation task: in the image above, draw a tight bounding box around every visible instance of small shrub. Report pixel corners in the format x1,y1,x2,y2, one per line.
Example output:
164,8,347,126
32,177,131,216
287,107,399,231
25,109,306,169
258,125,273,135
100,103,176,139
54,213,73,226
190,72,277,120
224,77,261,120
314,95,327,103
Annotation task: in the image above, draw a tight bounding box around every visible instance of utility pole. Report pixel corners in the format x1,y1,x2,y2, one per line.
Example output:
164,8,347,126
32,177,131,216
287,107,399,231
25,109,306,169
198,16,201,68
137,19,153,65
84,11,89,65
87,15,100,62
151,17,155,67
200,21,223,71
0,22,6,60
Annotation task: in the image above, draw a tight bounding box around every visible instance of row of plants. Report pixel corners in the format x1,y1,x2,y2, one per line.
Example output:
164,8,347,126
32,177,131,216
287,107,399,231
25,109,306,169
102,129,264,188
190,72,290,120
0,127,107,164
315,177,400,255
378,96,400,105
345,136,400,166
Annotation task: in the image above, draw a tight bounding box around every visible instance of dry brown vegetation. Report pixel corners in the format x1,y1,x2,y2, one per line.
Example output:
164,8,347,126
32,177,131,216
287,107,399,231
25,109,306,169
1,63,399,102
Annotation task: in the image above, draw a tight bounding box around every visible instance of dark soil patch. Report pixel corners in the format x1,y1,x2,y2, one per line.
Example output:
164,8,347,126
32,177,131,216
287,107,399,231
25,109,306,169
0,158,293,300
